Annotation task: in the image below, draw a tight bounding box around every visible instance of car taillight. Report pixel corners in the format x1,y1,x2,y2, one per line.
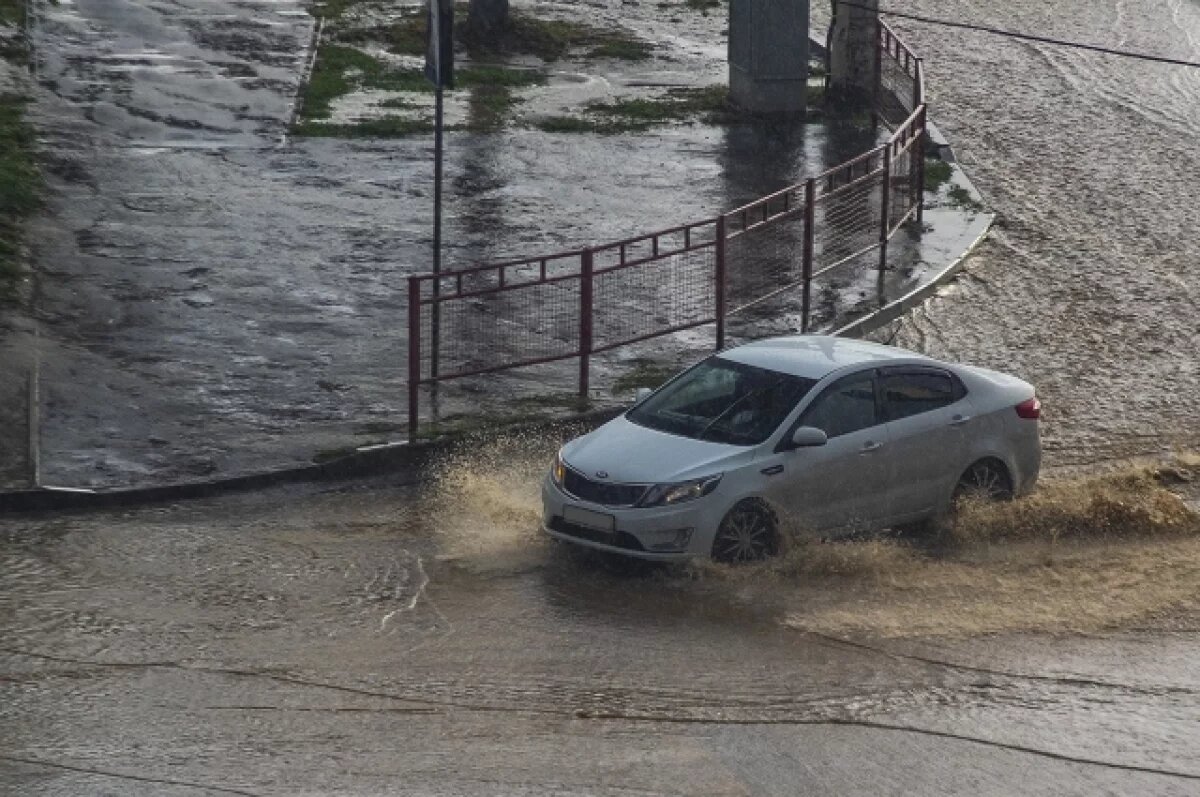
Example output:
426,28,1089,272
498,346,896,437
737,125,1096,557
1015,397,1041,420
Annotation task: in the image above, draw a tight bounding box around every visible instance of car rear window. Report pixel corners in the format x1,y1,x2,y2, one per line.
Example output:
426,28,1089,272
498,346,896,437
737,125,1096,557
881,370,958,421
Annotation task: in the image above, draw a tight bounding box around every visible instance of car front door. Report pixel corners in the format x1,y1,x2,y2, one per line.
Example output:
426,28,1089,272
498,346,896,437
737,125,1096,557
879,366,972,520
759,369,891,536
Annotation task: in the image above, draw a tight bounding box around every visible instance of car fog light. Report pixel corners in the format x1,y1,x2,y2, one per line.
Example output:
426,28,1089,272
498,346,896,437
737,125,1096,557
647,528,694,552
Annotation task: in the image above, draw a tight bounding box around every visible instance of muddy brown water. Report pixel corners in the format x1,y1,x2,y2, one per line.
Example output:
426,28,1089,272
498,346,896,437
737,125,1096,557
4,0,1200,792
2,439,1199,794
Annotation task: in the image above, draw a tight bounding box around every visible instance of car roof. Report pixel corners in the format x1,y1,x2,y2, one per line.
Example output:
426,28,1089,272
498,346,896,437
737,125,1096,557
717,335,932,380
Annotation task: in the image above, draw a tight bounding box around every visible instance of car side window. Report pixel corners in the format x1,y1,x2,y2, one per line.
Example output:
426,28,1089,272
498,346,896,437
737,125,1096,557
799,373,878,438
881,370,957,422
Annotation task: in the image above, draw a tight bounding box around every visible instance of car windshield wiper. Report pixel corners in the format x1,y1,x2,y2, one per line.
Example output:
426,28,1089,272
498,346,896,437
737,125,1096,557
696,381,784,442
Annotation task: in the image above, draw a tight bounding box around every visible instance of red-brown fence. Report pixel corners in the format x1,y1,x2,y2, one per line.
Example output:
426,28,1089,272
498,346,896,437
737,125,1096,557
407,21,926,439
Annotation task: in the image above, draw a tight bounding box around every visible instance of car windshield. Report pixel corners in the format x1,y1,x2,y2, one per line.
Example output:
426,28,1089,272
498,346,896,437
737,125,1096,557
627,357,818,445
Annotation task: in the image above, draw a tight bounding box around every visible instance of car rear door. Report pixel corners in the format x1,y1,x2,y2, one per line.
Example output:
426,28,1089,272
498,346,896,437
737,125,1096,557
760,369,891,535
878,366,972,521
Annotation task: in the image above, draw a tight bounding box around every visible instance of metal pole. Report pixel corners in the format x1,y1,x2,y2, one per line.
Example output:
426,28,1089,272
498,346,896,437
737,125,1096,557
802,179,816,333
879,145,892,274
915,105,926,225
408,276,422,441
578,249,594,398
430,85,444,380
714,215,726,350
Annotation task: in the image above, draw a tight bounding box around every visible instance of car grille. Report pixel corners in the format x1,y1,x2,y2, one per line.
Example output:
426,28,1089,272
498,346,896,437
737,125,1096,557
561,467,647,507
548,516,646,552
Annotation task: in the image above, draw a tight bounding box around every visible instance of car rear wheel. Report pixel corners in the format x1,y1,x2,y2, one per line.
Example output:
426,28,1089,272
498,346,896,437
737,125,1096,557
711,500,778,563
954,459,1013,502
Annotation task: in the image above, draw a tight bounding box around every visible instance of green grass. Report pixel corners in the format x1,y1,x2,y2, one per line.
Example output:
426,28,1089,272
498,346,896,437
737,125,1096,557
0,94,41,299
0,0,24,26
587,39,654,61
947,184,985,213
538,85,735,134
533,115,603,133
295,116,433,137
299,44,431,121
924,158,953,192
457,65,546,88
0,0,27,63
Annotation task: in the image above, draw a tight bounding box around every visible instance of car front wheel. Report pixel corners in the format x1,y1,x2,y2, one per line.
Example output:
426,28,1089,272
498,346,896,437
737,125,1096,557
711,500,778,563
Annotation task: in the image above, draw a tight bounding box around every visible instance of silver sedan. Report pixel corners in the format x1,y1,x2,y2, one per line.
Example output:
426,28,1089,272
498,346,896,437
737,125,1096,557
543,335,1041,562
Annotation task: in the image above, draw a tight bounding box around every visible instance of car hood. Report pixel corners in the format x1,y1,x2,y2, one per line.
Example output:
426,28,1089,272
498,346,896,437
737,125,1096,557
561,415,755,484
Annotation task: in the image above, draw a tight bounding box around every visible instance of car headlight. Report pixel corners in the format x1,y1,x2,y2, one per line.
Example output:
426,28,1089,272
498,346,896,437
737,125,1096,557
551,451,567,486
637,474,722,508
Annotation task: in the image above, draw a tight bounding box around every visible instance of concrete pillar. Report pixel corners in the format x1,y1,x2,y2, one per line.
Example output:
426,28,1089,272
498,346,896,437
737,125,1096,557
828,0,878,102
728,0,810,115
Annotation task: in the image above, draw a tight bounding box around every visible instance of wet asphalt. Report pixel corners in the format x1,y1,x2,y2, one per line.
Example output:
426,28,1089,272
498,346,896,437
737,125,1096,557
3,476,1199,795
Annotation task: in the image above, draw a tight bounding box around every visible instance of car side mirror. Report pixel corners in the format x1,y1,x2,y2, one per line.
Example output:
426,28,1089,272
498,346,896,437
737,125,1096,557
789,426,828,448
634,387,653,404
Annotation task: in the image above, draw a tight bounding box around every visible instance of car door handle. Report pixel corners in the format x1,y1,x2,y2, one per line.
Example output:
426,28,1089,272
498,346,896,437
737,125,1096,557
950,414,972,426
760,464,784,476
860,441,883,454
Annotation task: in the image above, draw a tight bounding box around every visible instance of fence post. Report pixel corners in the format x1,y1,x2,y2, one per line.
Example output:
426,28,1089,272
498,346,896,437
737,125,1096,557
407,276,421,442
873,19,883,117
915,105,926,225
802,179,816,333
714,215,726,350
879,145,892,275
579,249,594,398
912,57,923,112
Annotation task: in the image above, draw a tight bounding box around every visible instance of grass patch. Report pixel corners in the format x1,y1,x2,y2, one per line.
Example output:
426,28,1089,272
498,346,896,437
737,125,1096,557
947,184,985,213
587,39,654,61
533,115,601,133
295,116,432,137
308,0,375,20
547,85,735,133
457,65,546,89
300,44,431,121
611,360,678,394
0,0,24,26
685,0,722,11
466,10,650,62
924,158,952,192
0,94,41,299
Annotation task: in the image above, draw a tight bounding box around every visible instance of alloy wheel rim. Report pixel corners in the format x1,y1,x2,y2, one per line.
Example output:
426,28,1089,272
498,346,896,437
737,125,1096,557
716,507,773,562
959,463,1011,501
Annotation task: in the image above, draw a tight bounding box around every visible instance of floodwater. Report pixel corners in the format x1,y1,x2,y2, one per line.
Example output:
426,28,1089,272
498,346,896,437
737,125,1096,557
4,0,1200,792
2,438,1199,794
858,0,1200,468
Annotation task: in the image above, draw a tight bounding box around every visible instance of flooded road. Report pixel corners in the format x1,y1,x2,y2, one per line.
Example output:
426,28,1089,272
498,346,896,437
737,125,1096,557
855,0,1200,467
3,441,1200,794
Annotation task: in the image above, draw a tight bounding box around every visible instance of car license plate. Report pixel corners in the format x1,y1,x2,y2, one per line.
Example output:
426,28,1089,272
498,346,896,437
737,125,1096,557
563,505,615,533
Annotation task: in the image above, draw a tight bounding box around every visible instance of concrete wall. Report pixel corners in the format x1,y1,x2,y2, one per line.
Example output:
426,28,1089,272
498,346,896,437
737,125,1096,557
829,0,878,101
728,0,810,114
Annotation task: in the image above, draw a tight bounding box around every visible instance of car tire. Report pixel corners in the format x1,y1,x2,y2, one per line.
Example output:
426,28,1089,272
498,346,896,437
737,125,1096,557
954,459,1014,502
711,500,779,563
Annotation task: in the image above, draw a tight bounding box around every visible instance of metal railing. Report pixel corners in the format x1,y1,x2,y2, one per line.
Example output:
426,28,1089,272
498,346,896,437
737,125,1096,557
407,21,926,439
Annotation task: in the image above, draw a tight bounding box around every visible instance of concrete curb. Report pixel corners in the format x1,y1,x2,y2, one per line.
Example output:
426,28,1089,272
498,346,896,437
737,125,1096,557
835,217,994,339
0,408,623,514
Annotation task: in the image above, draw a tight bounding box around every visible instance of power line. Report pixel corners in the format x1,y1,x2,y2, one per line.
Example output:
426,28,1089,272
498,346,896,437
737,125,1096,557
836,1,1200,70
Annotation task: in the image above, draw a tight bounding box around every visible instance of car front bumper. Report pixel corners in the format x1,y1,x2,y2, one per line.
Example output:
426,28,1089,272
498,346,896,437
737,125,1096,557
541,476,720,561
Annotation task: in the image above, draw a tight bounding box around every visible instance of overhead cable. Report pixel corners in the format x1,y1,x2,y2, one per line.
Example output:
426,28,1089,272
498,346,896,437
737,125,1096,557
835,1,1200,70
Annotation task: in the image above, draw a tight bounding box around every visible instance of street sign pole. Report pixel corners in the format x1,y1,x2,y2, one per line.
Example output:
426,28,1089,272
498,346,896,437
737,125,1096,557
425,0,453,382
431,83,443,380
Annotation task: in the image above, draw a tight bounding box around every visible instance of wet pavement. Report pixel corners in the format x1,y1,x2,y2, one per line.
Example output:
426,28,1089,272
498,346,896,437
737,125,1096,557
3,462,1199,795
9,0,965,489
